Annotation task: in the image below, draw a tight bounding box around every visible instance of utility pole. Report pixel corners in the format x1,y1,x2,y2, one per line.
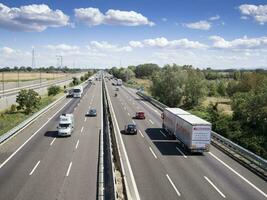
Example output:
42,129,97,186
17,70,20,88
2,72,4,98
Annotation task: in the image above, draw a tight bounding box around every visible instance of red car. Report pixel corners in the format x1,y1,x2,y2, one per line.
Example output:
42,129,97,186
135,111,145,119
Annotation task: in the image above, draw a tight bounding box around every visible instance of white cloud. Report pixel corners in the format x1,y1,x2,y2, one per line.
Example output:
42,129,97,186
239,4,267,25
130,37,207,49
209,35,267,49
0,3,69,32
88,41,132,52
209,15,220,21
45,44,79,51
74,7,154,26
1,47,15,54
184,20,211,30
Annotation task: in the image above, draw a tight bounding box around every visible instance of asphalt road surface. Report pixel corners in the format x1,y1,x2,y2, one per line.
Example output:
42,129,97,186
105,78,267,200
0,80,102,200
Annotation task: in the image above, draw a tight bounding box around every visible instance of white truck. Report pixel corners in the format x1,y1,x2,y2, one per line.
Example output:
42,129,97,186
73,86,83,98
117,79,122,86
162,108,211,153
57,114,74,136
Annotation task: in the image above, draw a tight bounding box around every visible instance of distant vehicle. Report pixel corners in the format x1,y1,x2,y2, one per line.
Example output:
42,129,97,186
135,111,145,119
115,93,118,97
57,114,74,136
117,79,122,86
162,108,211,153
73,86,83,98
124,123,137,135
66,89,73,98
86,108,97,117
116,87,119,91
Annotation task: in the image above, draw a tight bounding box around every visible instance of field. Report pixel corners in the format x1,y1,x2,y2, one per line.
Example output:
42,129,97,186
202,96,233,115
0,72,68,82
126,78,152,95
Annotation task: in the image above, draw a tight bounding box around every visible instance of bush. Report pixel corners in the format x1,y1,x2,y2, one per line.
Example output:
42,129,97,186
48,85,61,96
16,89,41,114
10,104,17,113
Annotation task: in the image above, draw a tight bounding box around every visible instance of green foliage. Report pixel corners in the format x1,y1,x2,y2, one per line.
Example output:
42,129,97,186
16,89,41,114
72,77,80,85
109,67,135,82
183,69,206,108
48,85,61,96
10,104,17,113
207,82,217,96
80,76,85,82
151,65,185,107
135,63,160,78
217,81,226,96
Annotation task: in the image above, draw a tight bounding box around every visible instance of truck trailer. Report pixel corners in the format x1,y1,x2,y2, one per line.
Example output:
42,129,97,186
162,108,211,153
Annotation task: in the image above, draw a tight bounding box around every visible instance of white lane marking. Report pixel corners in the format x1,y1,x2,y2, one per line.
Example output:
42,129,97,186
75,140,79,149
204,176,226,198
139,130,144,138
105,82,141,200
84,118,87,122
209,152,267,198
81,126,84,133
132,120,136,124
66,162,72,177
176,147,187,158
149,147,158,159
0,99,72,169
29,160,40,176
127,112,130,116
149,119,154,124
160,130,167,137
50,138,56,146
166,174,181,197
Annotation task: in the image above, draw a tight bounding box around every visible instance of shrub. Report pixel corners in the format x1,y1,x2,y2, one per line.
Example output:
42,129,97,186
48,85,61,96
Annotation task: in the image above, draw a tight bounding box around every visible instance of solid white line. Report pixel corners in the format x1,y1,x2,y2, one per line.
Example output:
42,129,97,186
75,140,79,149
29,160,40,176
149,147,158,159
66,162,72,177
50,138,56,146
81,126,84,133
209,152,267,198
149,119,154,124
204,176,226,198
176,147,187,158
166,174,181,197
0,99,72,169
139,130,144,138
160,130,167,137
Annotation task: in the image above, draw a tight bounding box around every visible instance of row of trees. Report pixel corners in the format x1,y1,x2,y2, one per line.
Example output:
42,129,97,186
0,66,92,73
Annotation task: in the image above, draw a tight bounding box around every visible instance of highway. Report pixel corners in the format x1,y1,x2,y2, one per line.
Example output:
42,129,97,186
104,78,267,200
0,80,102,200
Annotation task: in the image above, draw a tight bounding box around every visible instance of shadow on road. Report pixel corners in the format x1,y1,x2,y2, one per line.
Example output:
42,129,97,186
44,131,58,138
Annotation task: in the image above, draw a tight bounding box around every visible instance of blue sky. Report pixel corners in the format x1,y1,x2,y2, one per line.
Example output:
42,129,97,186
0,0,267,69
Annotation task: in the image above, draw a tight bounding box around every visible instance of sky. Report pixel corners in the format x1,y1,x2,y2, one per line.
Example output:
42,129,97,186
0,0,267,69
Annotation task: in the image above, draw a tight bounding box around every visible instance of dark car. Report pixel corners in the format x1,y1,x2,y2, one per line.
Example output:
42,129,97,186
124,123,137,135
86,108,97,117
135,111,145,119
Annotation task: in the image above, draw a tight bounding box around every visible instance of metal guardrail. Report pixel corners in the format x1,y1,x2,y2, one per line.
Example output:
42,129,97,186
136,91,267,174
0,94,66,144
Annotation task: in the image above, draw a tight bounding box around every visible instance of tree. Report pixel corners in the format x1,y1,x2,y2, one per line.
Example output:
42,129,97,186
72,77,80,85
217,81,226,96
151,65,185,107
135,63,160,78
16,89,41,114
207,82,217,96
48,85,61,96
183,69,206,108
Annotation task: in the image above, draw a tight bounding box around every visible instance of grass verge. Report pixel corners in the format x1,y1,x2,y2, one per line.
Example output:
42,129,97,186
0,92,63,136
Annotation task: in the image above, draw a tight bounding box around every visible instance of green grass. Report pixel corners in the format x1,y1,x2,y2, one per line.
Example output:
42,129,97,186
0,92,63,136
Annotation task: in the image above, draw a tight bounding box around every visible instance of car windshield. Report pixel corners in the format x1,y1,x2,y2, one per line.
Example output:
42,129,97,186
59,123,70,128
73,89,81,93
127,124,135,129
90,109,96,113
